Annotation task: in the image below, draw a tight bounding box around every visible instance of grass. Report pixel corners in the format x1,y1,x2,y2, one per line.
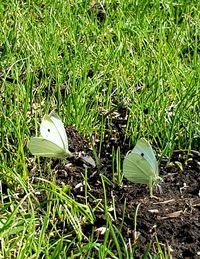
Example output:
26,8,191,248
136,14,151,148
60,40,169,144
0,0,199,258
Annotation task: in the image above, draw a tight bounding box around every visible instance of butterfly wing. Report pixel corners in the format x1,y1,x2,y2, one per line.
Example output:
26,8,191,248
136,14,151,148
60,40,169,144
132,138,159,176
40,113,68,152
123,152,155,184
28,137,67,158
49,112,69,151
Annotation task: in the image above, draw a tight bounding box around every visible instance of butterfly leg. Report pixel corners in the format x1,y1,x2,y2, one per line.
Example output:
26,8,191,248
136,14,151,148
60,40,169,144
149,177,159,199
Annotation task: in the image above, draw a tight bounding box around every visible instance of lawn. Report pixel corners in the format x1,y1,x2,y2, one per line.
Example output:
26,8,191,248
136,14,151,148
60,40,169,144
0,1,199,258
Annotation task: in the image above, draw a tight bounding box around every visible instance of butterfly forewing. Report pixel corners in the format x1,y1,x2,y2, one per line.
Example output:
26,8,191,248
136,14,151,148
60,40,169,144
132,138,159,176
40,114,66,151
49,112,69,151
123,153,155,184
28,137,66,158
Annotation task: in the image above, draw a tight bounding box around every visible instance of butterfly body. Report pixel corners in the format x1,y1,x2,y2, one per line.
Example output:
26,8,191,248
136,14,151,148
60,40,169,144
28,112,72,158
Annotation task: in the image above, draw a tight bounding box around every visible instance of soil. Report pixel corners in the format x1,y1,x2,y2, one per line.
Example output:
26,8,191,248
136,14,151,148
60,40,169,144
63,126,200,258
25,112,200,258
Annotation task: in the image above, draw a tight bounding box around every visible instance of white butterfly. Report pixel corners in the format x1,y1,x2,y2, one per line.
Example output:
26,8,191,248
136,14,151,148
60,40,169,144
123,138,162,197
28,112,72,158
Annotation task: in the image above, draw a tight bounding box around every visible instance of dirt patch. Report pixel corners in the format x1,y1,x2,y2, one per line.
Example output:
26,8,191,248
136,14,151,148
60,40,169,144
41,124,199,258
20,114,200,258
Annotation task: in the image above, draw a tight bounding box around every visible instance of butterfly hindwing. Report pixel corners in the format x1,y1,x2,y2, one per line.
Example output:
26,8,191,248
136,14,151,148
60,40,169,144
28,137,67,158
123,152,155,184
